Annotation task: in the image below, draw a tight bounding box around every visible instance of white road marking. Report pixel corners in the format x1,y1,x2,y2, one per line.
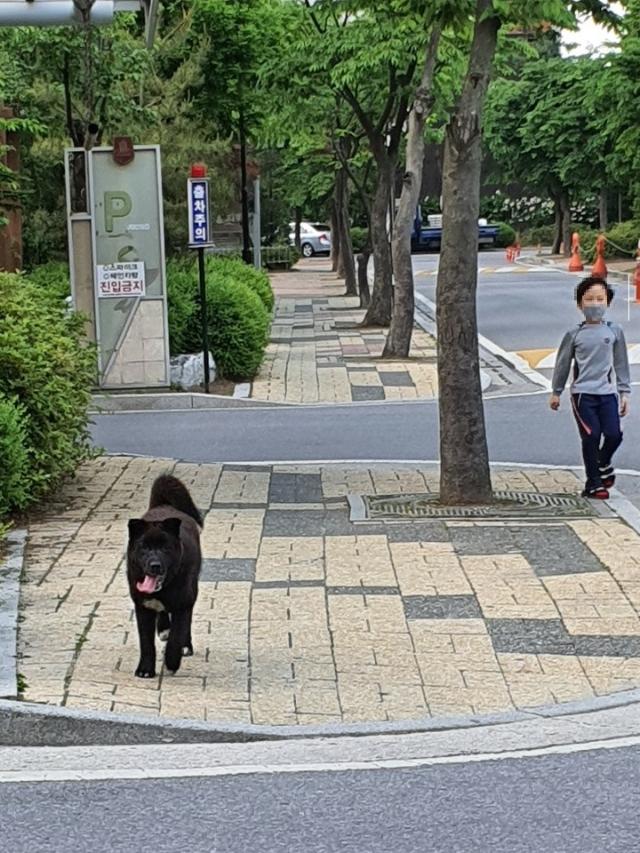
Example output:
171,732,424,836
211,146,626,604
2,734,640,784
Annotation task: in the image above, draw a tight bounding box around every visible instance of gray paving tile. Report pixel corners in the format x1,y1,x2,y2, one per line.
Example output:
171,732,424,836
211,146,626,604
327,586,400,596
351,386,386,402
404,595,482,620
514,526,605,576
487,617,640,657
486,618,576,655
268,472,323,504
200,559,256,582
378,370,415,388
253,580,324,589
262,509,353,537
447,526,518,555
385,522,450,543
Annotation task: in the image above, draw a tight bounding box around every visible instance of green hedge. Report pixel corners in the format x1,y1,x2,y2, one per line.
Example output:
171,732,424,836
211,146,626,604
205,255,274,312
0,395,29,518
167,256,270,380
601,221,640,259
0,273,96,516
26,261,71,306
495,222,517,248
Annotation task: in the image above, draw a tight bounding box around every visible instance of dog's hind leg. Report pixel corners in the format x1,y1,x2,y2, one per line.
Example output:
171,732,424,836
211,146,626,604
157,610,170,642
164,609,190,673
182,607,194,657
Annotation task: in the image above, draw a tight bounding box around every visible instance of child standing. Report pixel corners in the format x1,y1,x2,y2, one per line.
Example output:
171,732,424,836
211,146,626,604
550,275,630,499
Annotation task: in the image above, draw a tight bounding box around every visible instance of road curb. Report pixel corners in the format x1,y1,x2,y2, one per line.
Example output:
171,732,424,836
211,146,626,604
2,686,640,748
0,529,27,700
90,392,292,413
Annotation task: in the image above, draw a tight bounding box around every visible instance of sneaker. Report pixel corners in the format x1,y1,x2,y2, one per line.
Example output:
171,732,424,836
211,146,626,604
582,485,610,500
599,465,615,489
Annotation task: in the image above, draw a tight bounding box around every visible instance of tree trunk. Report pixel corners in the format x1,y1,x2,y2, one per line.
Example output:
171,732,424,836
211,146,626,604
436,0,499,505
294,206,302,251
599,188,608,232
560,191,571,257
384,28,440,358
552,195,562,254
357,250,371,308
331,202,340,272
362,155,394,326
335,169,357,295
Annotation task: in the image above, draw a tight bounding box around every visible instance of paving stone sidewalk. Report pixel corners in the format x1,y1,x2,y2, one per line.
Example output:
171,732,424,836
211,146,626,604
251,259,438,403
15,456,640,726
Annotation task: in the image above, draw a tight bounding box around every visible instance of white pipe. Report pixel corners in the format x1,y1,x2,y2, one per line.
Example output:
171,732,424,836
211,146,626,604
0,1,115,27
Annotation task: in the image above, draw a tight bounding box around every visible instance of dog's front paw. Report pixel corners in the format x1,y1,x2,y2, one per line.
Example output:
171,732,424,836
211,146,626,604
158,629,170,642
135,661,156,678
182,642,194,657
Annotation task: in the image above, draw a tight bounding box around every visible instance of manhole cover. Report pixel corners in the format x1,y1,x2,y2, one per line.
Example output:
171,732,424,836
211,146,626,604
348,491,602,521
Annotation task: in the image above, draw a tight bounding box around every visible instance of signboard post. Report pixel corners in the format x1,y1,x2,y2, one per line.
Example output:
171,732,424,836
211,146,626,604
188,163,213,393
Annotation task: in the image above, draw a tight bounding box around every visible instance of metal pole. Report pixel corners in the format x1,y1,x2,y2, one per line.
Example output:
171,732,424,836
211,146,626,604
198,247,210,393
252,176,261,270
239,104,251,264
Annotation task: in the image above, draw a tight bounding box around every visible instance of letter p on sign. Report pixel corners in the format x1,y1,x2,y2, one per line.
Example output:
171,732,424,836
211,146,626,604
104,191,132,233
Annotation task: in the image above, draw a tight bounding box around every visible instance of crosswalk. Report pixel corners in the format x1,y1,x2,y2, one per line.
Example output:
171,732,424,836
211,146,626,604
515,345,640,369
416,265,555,277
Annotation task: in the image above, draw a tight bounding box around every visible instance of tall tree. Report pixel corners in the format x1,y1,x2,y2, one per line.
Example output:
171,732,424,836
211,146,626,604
436,0,614,505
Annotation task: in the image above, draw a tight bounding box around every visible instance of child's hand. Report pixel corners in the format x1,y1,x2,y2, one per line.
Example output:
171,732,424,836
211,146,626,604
620,395,630,417
549,394,561,411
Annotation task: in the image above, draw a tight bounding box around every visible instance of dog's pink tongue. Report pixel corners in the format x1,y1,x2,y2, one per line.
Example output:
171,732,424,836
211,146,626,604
137,575,158,594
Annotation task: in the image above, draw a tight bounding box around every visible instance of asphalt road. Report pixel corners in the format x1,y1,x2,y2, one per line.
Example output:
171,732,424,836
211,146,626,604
414,250,640,354
89,391,640,474
4,744,640,853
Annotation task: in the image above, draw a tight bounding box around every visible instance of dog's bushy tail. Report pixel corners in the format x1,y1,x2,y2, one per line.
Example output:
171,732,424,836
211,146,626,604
149,475,203,527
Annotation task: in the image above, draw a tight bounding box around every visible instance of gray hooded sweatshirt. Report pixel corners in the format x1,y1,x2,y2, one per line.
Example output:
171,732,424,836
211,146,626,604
552,320,631,397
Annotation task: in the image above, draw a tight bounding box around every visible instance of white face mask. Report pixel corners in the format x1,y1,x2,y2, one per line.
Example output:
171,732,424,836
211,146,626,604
583,305,606,322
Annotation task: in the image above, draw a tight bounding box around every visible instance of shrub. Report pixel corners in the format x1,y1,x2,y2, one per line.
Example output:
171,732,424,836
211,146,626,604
26,261,71,305
205,255,274,312
0,395,29,517
350,227,369,253
261,245,299,270
521,224,556,247
494,222,516,248
166,258,200,355
602,220,640,259
166,258,270,380
0,273,96,509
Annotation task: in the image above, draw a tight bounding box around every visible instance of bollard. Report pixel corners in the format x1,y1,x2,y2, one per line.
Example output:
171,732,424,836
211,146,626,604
568,231,584,272
635,240,640,303
592,234,607,278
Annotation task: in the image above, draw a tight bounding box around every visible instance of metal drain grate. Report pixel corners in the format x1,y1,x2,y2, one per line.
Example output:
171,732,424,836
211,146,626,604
348,491,601,521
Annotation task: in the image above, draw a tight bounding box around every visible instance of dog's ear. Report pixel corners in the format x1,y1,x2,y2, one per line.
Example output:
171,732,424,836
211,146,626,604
128,519,147,541
160,517,181,539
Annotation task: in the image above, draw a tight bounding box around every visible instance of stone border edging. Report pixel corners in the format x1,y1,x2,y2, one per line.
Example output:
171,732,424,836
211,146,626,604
2,686,640,748
90,393,291,413
0,530,27,699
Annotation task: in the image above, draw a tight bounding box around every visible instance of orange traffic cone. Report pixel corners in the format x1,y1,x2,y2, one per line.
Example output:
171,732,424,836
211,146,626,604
568,232,584,272
592,234,607,278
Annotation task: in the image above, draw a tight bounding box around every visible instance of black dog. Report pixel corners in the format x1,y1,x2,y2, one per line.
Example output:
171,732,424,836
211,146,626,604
127,474,203,678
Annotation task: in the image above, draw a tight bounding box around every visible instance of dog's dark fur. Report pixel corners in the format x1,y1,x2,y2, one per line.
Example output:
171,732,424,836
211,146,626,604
126,475,203,678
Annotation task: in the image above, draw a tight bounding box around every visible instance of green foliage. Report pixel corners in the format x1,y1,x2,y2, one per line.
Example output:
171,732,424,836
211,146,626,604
205,255,274,312
167,256,270,379
0,395,30,517
494,222,516,248
350,227,369,253
602,220,640,259
0,273,95,512
25,261,70,305
521,224,556,247
261,245,299,270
